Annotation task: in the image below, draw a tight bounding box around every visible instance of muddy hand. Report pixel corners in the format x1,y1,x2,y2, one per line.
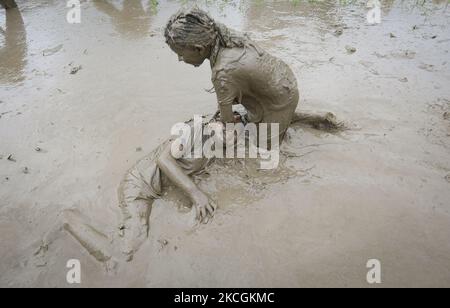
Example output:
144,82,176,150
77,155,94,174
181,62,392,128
192,192,216,224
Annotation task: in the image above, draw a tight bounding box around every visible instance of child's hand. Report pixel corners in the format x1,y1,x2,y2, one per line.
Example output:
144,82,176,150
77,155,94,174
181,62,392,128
192,192,216,224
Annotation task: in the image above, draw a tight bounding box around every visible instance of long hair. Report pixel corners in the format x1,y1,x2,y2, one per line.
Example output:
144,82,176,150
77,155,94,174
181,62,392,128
164,7,259,66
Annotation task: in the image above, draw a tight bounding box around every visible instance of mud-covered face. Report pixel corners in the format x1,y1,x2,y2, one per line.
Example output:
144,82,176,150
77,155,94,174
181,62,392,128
168,44,208,67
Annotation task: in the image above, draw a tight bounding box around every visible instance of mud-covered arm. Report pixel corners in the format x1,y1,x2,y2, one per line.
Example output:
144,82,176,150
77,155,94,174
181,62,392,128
213,71,238,124
156,143,200,201
156,142,215,223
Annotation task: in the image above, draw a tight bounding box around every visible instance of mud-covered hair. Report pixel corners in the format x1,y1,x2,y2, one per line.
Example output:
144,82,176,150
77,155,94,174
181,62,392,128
164,7,216,49
164,7,255,66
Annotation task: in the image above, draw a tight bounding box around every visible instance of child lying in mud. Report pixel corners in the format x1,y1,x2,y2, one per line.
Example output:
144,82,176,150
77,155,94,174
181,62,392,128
35,8,344,266
119,108,342,258
36,108,341,266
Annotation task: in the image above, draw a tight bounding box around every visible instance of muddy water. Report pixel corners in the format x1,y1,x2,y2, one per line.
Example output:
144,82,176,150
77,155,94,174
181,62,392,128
1,0,450,287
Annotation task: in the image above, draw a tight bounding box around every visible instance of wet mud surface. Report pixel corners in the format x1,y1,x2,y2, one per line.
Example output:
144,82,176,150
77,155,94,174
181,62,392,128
1,0,450,287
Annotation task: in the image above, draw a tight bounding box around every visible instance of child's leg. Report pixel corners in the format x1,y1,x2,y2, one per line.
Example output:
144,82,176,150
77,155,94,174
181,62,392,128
118,155,163,261
62,209,114,263
35,209,114,267
118,198,153,262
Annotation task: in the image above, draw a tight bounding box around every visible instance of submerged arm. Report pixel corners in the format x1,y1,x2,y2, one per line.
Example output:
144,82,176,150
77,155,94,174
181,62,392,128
156,141,215,223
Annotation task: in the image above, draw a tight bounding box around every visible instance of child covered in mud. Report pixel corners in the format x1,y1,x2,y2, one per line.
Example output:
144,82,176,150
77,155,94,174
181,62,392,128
36,7,343,266
38,111,244,263
120,111,241,259
37,107,341,265
119,7,342,258
118,7,304,250
164,7,300,140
